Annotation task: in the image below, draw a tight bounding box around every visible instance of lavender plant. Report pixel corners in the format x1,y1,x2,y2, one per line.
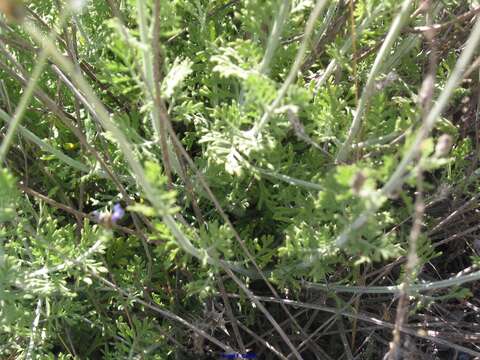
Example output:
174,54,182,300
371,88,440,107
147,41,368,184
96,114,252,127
1,0,480,359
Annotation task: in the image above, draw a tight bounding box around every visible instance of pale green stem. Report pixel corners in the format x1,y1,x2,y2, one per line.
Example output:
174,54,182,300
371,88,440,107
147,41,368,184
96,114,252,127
250,0,329,138
137,0,153,91
136,0,162,139
28,238,106,278
0,79,11,113
0,109,89,173
315,2,441,93
72,15,91,47
350,131,402,150
381,34,419,73
25,298,42,360
303,266,480,294
335,15,480,247
0,51,49,164
0,10,71,164
235,149,323,190
336,0,414,162
314,3,385,92
253,165,323,190
310,0,339,49
259,0,291,75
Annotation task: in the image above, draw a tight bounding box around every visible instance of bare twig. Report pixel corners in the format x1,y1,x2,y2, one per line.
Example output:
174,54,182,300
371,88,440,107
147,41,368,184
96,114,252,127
228,294,480,358
237,321,289,360
411,5,480,33
389,5,436,357
387,164,424,359
336,0,414,162
217,277,246,353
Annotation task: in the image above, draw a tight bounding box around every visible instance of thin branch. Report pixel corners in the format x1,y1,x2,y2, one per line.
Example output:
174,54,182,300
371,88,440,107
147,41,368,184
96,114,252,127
229,294,480,358
313,3,386,92
302,266,480,294
411,5,480,33
259,0,291,75
25,298,42,360
336,0,414,162
250,0,330,138
217,276,246,353
389,5,435,356
152,0,173,187
18,183,136,235
0,108,90,173
334,14,480,248
0,27,52,162
237,321,289,360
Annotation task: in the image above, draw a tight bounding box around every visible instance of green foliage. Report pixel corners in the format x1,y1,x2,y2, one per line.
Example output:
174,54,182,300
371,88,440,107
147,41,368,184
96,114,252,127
0,0,478,357
0,169,18,223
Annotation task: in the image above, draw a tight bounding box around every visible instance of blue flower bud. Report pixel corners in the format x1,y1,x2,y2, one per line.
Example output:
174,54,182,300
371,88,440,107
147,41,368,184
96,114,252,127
111,203,125,223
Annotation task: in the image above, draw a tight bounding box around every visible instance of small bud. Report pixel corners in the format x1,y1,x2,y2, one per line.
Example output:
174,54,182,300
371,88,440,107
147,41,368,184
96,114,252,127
435,134,453,157
111,203,125,223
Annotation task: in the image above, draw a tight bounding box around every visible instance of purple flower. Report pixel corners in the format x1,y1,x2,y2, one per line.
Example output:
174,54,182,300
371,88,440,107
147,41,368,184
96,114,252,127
111,203,125,223
91,203,125,226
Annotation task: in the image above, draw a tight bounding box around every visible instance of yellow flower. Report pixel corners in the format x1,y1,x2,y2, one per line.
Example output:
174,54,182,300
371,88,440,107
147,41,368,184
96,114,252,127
63,142,78,151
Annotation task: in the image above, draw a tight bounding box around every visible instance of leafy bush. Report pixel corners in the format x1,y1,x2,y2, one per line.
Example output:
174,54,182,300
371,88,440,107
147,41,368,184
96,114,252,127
1,0,480,358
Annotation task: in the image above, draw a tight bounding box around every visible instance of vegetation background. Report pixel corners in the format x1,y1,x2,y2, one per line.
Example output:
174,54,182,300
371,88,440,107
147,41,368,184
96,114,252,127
1,0,480,358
